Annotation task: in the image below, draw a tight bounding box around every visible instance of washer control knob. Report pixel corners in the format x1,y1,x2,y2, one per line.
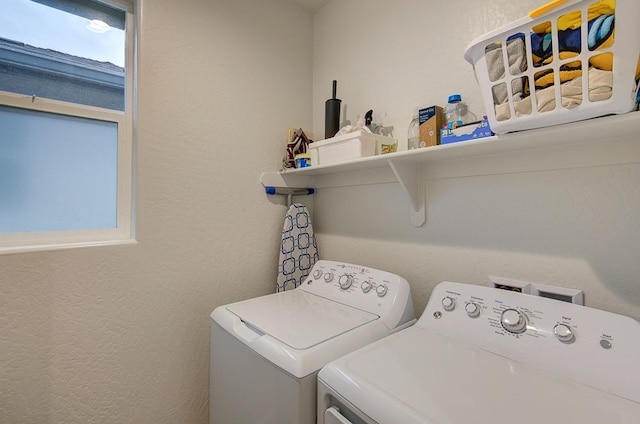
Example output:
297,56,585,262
441,297,456,312
313,269,323,279
361,281,372,293
376,285,388,297
553,324,575,343
465,302,481,318
323,272,334,283
501,309,527,333
338,274,354,290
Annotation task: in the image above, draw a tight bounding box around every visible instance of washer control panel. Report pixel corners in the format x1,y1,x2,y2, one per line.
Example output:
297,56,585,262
421,281,640,404
300,260,414,325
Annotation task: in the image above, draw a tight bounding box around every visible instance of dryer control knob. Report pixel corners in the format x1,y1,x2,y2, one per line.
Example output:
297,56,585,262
553,324,575,343
442,297,456,311
465,302,481,318
323,272,334,283
338,274,354,290
361,281,372,293
501,309,527,333
376,285,388,297
313,269,322,279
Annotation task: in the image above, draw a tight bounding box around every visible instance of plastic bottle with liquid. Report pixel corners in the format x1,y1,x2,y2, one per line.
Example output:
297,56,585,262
444,94,477,130
407,113,420,150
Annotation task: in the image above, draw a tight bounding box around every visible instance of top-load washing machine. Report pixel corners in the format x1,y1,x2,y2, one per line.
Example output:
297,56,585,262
209,260,416,424
318,280,640,424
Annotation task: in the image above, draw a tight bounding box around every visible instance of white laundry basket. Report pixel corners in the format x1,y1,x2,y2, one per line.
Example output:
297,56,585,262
464,0,640,134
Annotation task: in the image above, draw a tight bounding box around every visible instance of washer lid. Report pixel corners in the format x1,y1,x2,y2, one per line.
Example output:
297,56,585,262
319,327,640,424
226,290,379,350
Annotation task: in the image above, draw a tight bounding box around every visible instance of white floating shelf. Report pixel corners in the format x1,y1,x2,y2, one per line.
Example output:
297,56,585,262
261,112,640,227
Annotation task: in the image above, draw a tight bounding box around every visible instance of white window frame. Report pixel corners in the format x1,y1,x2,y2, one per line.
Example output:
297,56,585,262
0,0,136,255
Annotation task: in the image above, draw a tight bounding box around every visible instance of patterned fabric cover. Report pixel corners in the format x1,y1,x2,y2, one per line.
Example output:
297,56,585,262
276,203,318,292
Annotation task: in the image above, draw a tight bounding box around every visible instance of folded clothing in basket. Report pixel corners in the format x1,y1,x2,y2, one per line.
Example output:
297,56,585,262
486,36,528,104
495,68,613,120
465,0,640,134
532,0,615,33
485,0,636,119
530,14,615,74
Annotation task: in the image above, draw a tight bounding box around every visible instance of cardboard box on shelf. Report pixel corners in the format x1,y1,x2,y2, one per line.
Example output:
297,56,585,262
419,106,444,147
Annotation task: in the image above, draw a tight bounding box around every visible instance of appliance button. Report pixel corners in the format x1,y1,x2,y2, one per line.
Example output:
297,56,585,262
361,281,372,293
442,296,456,311
501,309,527,333
465,302,481,318
323,272,334,283
313,269,323,279
376,285,388,297
553,324,575,343
338,274,353,290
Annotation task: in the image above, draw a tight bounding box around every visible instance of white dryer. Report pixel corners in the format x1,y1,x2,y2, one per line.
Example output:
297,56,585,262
318,281,640,424
209,260,416,424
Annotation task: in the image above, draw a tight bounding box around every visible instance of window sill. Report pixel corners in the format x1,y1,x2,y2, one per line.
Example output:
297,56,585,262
0,237,137,256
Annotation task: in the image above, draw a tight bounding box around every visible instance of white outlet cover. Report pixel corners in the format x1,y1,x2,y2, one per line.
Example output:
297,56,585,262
530,283,584,305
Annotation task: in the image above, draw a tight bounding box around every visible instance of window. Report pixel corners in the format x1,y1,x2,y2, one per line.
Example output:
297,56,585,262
0,0,134,253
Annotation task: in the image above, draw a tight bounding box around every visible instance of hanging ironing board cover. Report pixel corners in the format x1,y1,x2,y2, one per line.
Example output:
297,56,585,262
276,203,318,292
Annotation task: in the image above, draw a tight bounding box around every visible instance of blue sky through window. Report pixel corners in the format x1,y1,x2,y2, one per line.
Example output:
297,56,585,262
0,0,125,67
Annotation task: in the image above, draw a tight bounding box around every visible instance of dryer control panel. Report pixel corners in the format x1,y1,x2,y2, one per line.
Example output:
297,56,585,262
422,281,640,404
299,260,415,330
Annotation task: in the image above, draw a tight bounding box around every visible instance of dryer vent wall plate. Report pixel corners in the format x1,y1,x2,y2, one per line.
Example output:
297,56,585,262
488,276,531,294
488,276,583,305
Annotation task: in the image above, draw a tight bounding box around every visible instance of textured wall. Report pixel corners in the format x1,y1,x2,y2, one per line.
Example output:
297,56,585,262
311,0,640,319
312,0,542,144
0,0,313,422
2,1,638,422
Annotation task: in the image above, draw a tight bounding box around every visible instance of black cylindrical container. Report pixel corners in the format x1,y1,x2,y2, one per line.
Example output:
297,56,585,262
325,80,341,139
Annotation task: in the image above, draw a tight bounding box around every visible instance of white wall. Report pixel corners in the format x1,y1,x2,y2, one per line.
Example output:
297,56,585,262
2,1,639,422
312,0,640,319
0,0,313,423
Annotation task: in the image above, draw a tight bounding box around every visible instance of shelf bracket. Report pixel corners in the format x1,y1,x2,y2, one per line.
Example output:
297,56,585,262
260,171,314,191
387,158,425,227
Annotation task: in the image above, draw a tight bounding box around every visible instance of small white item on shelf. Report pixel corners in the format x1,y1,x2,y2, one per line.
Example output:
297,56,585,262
407,113,420,150
309,130,397,166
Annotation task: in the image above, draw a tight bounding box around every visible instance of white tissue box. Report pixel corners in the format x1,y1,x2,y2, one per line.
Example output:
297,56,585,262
309,130,396,166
